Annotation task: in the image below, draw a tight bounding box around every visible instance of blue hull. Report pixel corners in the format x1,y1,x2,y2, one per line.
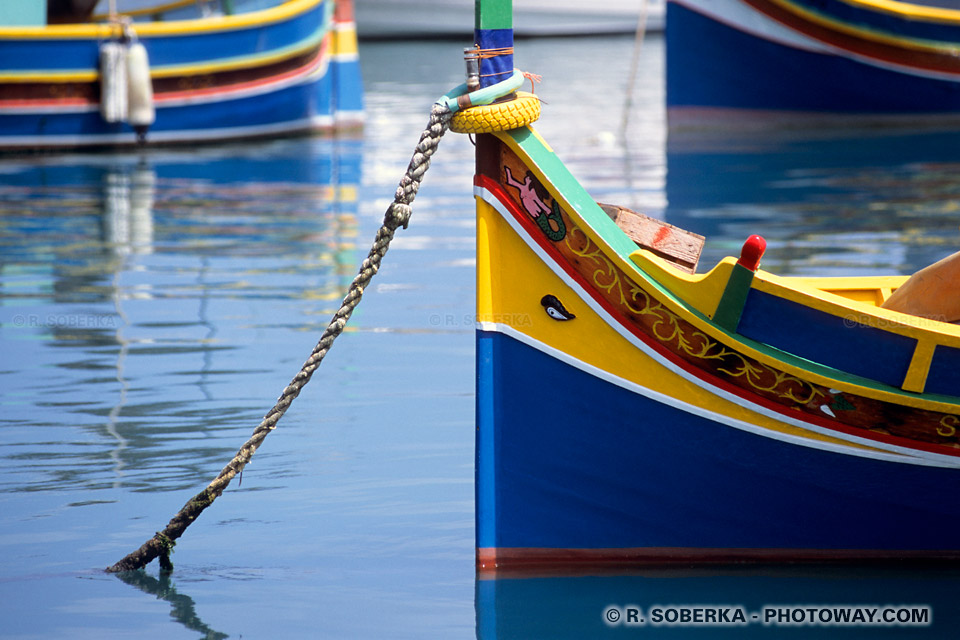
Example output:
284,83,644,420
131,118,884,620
666,2,960,113
0,59,362,145
476,329,960,556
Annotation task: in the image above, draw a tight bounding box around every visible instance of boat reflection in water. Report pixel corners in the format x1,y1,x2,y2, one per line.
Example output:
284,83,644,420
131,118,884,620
477,566,960,639
664,122,960,276
0,135,361,494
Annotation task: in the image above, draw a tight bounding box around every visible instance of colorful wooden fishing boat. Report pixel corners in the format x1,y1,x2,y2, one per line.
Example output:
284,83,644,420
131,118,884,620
451,0,960,572
666,0,960,115
0,0,362,150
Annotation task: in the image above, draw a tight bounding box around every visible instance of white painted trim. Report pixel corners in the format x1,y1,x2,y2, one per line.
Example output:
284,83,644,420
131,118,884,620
0,114,336,147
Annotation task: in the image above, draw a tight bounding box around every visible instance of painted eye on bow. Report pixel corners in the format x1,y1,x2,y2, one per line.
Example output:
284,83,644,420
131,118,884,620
540,295,575,321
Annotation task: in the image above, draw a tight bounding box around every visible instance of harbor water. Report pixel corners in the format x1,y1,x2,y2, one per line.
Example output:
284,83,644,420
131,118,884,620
2,35,960,638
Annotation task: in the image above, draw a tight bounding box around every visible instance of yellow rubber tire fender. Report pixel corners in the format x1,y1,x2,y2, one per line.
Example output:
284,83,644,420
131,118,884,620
450,91,541,134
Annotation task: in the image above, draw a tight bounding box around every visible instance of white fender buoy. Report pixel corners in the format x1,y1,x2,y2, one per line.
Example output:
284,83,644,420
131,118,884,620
99,41,128,123
125,41,155,143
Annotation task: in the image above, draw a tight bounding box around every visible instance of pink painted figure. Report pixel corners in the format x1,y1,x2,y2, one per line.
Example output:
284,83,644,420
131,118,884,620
504,166,550,219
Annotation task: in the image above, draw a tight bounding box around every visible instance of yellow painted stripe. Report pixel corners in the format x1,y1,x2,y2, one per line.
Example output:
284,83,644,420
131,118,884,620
840,0,960,24
790,276,904,307
477,204,497,322
91,0,199,21
0,70,97,83
0,24,326,83
629,249,735,320
151,29,325,78
331,25,358,57
337,185,357,202
790,275,907,295
770,0,960,53
902,341,937,393
0,0,323,39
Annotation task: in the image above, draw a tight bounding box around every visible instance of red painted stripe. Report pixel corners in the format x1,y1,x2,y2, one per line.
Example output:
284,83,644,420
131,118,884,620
0,98,89,109
740,0,960,76
334,0,355,24
155,41,327,103
477,174,960,459
477,546,960,575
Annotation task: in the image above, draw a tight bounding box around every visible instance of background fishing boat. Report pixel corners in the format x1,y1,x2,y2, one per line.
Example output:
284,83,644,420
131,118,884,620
666,0,960,117
0,0,363,150
461,0,960,571
354,0,665,39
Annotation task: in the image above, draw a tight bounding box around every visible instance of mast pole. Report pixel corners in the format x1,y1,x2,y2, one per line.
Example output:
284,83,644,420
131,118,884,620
475,0,513,89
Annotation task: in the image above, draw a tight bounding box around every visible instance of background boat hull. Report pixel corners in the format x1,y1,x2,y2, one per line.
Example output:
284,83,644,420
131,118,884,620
666,0,960,114
0,0,363,149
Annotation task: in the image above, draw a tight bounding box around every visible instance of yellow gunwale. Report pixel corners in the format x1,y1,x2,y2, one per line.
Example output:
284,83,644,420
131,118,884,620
0,0,323,39
838,0,960,23
768,0,960,54
90,0,200,21
493,129,960,414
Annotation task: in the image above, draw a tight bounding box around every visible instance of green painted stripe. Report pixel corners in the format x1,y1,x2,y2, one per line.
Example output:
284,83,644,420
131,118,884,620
712,264,755,331
475,0,513,30
507,127,638,258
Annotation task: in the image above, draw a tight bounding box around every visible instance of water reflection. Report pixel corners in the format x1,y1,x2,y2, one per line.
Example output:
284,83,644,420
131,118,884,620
115,570,228,640
103,164,156,256
103,163,156,486
477,566,960,639
664,126,960,275
0,137,362,495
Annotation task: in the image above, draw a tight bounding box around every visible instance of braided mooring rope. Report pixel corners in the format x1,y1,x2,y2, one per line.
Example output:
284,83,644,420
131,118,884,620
106,103,453,573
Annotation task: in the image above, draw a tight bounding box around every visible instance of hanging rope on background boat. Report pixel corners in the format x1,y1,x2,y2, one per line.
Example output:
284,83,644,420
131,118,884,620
617,0,652,212
620,0,651,139
105,101,454,574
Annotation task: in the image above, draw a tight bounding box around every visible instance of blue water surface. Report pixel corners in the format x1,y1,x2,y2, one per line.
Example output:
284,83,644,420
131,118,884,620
2,35,960,639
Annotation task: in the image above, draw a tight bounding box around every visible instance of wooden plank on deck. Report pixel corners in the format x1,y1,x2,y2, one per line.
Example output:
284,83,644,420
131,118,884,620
599,203,705,274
